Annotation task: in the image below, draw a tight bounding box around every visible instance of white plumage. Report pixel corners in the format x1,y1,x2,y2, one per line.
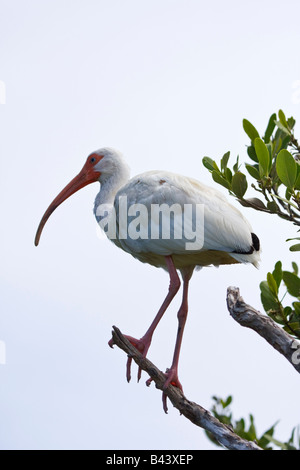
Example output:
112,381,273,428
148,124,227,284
110,170,260,268
35,147,260,412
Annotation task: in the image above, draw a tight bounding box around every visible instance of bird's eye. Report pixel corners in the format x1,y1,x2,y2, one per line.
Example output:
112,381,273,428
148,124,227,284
90,157,96,163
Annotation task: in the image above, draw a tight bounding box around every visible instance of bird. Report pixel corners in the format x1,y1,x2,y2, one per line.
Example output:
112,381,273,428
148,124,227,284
35,147,260,412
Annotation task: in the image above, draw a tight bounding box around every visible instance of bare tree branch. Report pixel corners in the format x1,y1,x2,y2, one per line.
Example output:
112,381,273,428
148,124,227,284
110,326,262,450
227,286,300,374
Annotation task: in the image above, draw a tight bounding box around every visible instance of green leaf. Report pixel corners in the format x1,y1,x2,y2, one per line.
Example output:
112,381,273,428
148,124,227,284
264,434,289,450
287,241,300,253
276,149,297,188
258,422,278,449
281,134,292,149
290,244,300,252
283,322,300,335
245,164,260,180
202,156,217,172
293,301,300,315
235,418,245,435
247,145,258,162
225,167,232,183
266,143,273,171
254,138,270,177
212,170,231,190
287,116,296,130
267,272,278,296
275,120,291,135
221,151,230,171
264,113,277,143
233,155,240,173
278,109,289,129
231,171,248,198
267,200,279,213
292,262,298,276
239,197,267,210
273,134,282,154
294,164,300,190
283,306,292,320
224,395,232,407
285,186,293,200
260,281,280,312
247,414,257,441
272,261,282,288
261,422,278,440
282,271,300,298
243,119,260,142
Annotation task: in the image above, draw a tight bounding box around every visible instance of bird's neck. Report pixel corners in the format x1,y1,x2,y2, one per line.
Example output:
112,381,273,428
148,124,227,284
93,168,130,218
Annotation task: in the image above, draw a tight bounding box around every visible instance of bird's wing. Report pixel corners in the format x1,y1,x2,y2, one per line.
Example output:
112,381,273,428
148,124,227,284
113,171,255,256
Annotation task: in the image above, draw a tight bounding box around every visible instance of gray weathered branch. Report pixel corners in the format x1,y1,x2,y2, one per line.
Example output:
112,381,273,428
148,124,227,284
111,326,262,451
111,288,300,450
227,286,300,374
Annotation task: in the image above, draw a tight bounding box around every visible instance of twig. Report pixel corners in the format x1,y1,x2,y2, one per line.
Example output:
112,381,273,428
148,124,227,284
110,326,262,450
290,134,300,154
226,287,300,374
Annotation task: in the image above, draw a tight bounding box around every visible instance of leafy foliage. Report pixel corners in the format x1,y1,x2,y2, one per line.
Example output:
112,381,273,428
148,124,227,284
202,110,300,251
203,111,300,337
260,261,300,338
207,396,300,450
202,111,300,450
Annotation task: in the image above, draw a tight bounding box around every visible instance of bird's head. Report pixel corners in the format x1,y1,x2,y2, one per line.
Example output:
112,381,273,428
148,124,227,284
34,147,129,246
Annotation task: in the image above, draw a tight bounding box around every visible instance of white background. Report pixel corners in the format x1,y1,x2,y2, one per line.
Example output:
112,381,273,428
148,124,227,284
1,0,300,450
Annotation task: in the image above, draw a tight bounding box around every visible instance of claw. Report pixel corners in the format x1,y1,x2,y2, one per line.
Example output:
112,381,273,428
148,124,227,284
162,392,168,414
137,365,142,383
109,333,151,383
108,331,183,413
126,356,132,382
162,367,183,413
146,377,153,387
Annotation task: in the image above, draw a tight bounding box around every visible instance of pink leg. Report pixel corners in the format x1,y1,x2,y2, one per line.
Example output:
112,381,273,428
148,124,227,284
162,268,194,413
109,255,181,382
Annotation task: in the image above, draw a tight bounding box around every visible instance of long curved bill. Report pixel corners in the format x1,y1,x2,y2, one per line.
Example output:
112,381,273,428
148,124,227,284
34,164,100,246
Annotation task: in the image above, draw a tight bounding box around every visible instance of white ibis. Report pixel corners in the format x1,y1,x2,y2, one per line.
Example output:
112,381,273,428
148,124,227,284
35,147,260,412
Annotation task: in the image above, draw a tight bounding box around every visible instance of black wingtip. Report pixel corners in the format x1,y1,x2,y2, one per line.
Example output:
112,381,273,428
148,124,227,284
232,232,260,255
251,232,260,252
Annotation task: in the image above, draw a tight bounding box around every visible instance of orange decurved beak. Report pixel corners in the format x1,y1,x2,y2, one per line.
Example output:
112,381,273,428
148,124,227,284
34,163,100,246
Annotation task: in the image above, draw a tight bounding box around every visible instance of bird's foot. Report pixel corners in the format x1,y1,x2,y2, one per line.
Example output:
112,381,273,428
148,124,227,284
108,334,151,383
146,367,183,414
162,367,183,413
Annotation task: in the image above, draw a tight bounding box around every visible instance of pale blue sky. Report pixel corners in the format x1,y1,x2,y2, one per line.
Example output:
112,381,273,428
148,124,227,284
1,0,300,450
